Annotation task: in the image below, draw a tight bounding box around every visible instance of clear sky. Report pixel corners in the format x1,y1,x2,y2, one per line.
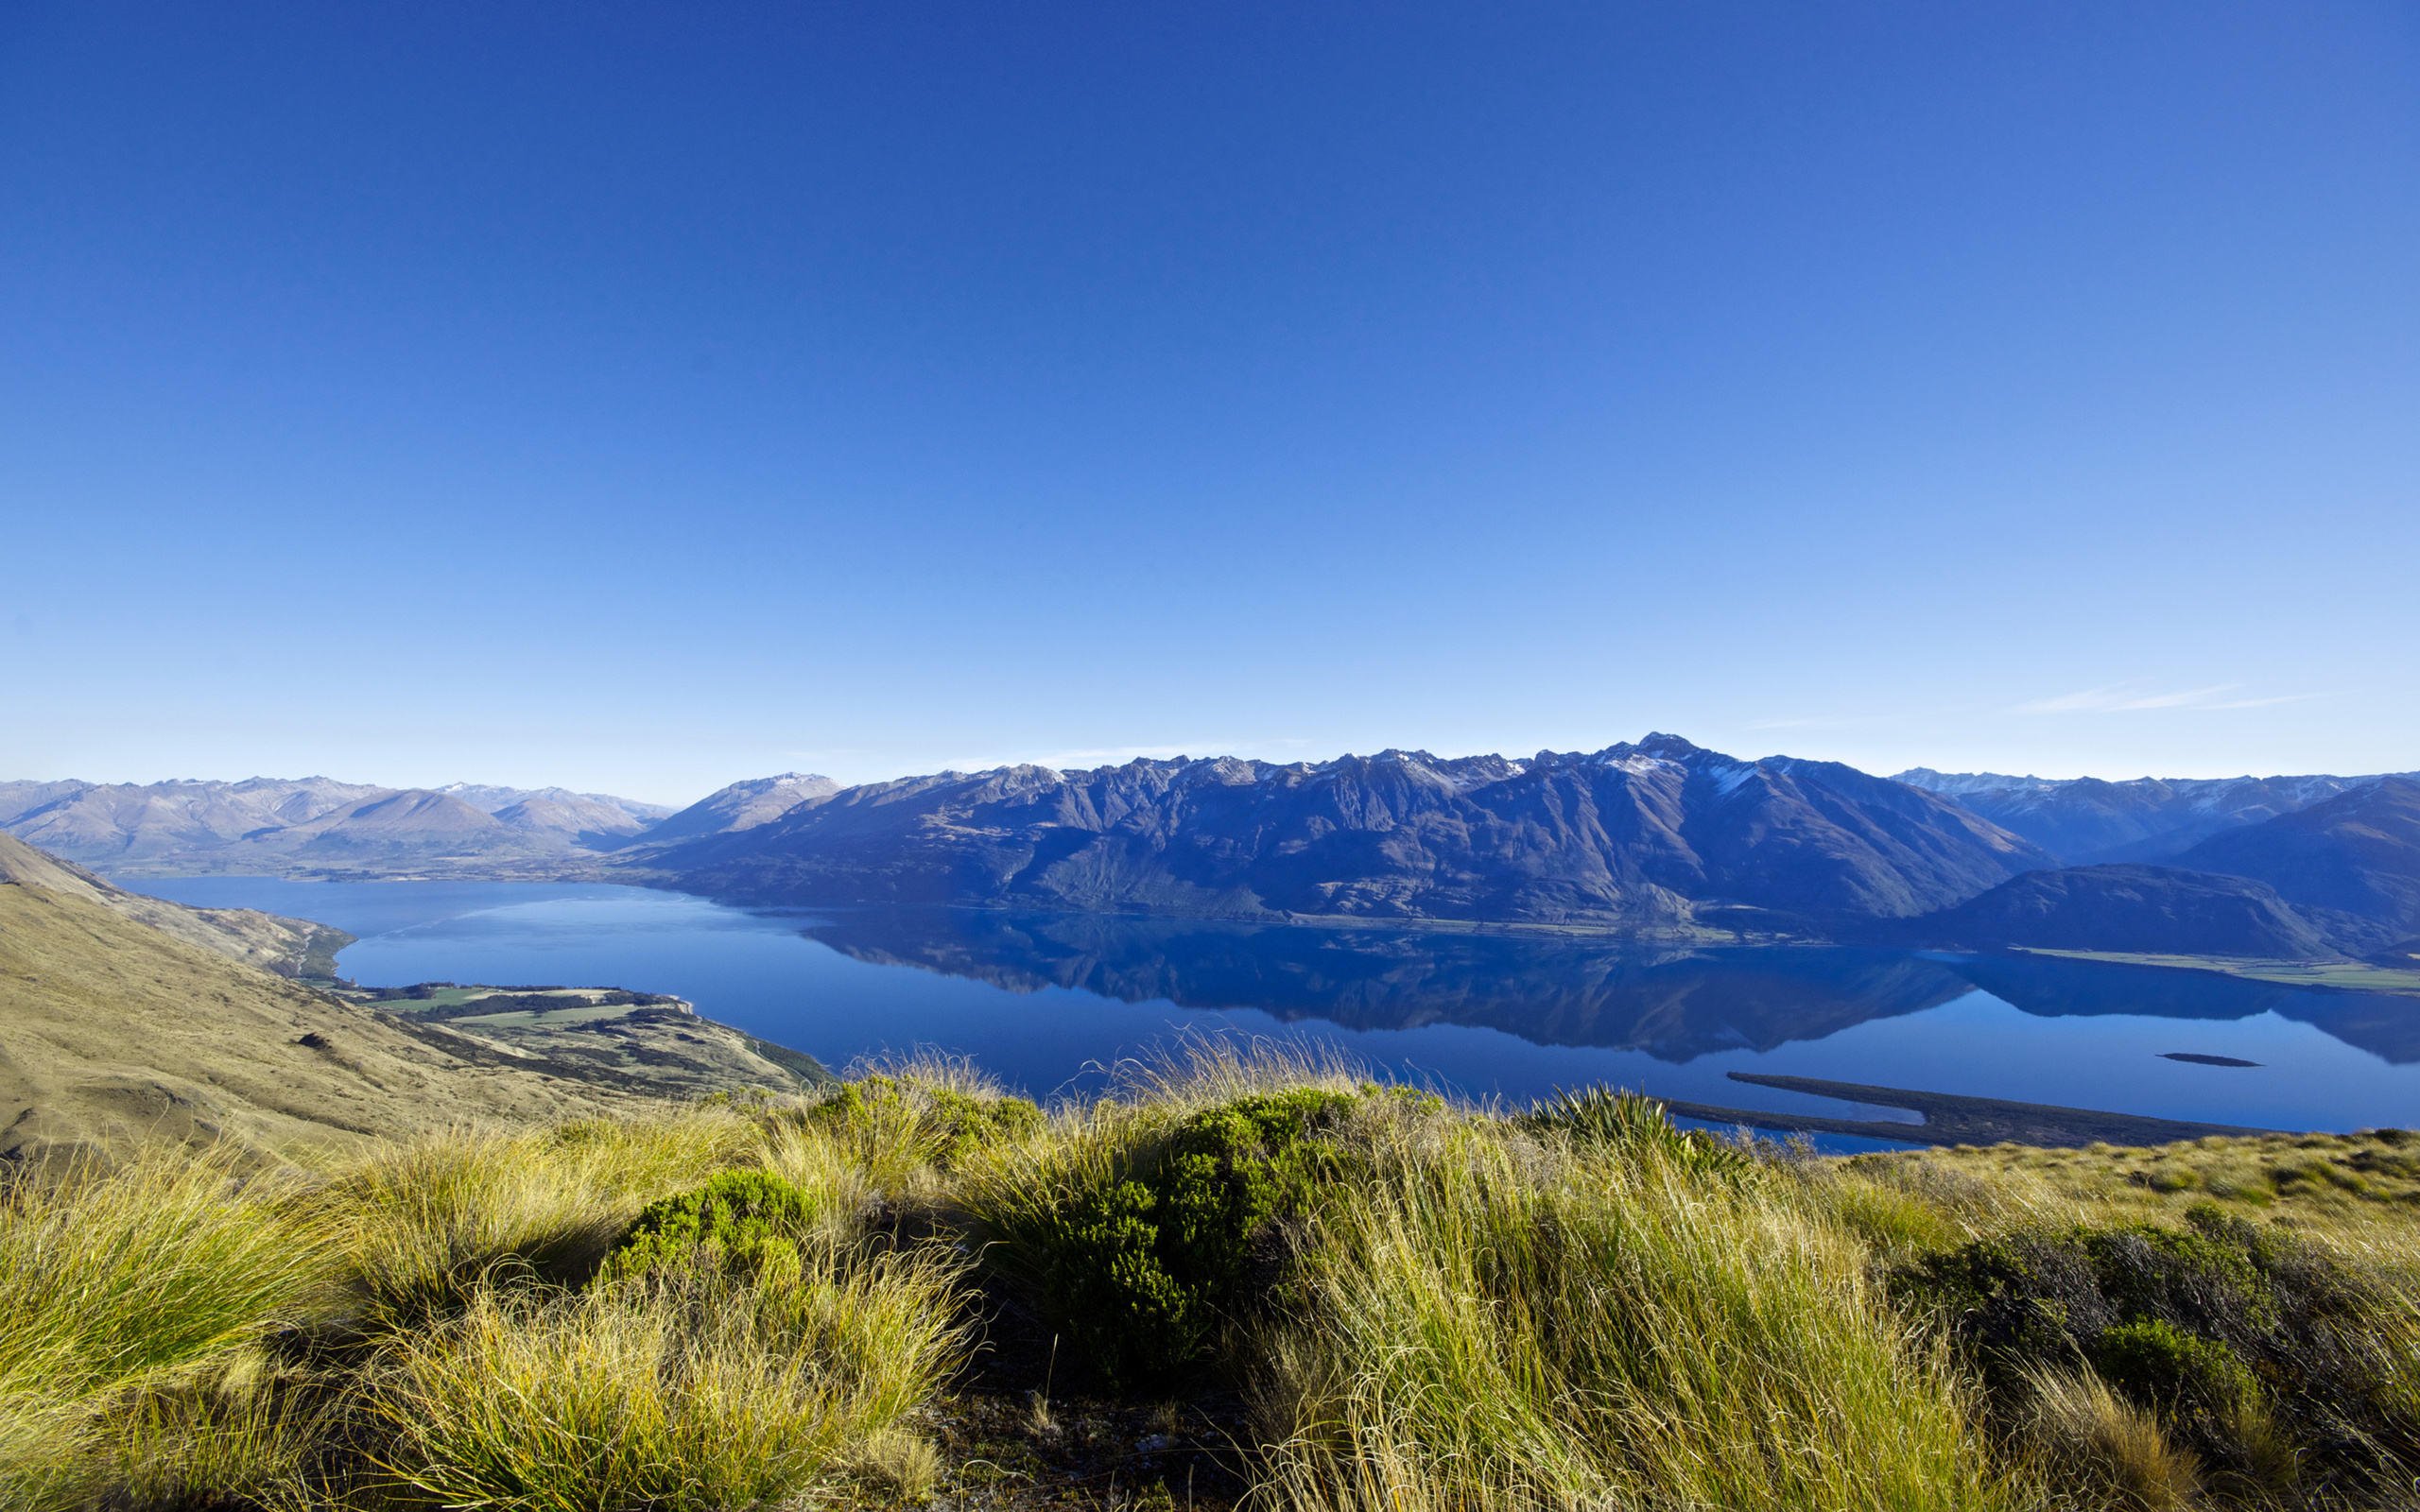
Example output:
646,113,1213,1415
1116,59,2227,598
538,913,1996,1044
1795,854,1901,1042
4,2,2414,805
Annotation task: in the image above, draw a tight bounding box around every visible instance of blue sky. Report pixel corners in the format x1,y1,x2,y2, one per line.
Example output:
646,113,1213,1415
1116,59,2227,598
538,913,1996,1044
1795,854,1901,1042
4,2,2414,805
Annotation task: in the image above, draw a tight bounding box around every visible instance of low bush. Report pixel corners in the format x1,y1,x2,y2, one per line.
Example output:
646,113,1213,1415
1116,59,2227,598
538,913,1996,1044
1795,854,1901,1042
601,1168,821,1284
992,1089,1357,1387
2095,1317,2256,1418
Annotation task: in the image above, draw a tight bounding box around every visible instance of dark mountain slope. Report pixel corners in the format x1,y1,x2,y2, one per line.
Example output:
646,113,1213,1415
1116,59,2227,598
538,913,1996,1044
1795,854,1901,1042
1899,864,2344,959
653,735,2053,929
2172,776,2420,944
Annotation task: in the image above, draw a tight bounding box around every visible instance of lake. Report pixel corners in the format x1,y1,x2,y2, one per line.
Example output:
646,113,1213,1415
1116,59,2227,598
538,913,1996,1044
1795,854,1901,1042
118,876,2419,1143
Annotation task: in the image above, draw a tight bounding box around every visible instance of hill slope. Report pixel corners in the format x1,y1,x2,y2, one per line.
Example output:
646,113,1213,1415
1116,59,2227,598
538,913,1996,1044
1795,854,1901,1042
650,735,2053,929
0,844,826,1168
1897,863,2346,958
0,832,351,977
2171,776,2420,948
628,772,841,848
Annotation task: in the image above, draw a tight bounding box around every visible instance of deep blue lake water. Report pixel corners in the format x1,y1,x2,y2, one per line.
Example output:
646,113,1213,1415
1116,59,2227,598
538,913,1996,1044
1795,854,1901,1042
118,877,2420,1143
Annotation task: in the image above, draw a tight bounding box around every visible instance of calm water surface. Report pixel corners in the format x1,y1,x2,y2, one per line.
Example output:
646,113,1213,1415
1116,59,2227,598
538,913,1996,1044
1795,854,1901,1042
120,877,2420,1142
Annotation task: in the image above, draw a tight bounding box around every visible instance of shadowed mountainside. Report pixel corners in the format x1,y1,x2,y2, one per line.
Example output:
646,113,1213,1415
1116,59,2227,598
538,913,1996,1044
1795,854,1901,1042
2171,777,2420,950
651,735,2054,930
1896,863,2347,960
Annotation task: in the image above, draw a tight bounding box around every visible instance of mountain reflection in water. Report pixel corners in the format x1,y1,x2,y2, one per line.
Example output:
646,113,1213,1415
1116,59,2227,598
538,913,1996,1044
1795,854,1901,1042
796,910,2420,1066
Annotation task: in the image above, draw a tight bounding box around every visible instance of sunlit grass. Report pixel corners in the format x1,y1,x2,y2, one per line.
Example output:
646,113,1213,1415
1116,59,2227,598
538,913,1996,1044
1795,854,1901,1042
4,1047,2416,1511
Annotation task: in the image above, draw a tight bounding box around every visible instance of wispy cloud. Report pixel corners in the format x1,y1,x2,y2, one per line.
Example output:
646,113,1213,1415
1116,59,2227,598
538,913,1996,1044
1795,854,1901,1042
2014,683,2333,715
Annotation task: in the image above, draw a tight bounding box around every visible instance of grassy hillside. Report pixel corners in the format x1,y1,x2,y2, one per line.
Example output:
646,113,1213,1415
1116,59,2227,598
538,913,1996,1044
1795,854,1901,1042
7,1045,2415,1512
0,879,821,1169
0,832,354,978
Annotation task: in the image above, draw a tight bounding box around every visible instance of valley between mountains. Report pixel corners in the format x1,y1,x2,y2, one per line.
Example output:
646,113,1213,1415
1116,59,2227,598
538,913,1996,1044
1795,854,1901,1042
9,735,2419,973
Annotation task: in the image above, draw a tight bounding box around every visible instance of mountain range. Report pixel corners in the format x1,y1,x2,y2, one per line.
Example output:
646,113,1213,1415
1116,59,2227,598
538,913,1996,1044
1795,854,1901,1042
1893,777,2420,962
0,776,677,875
1894,766,2420,865
641,735,2055,930
10,741,2418,965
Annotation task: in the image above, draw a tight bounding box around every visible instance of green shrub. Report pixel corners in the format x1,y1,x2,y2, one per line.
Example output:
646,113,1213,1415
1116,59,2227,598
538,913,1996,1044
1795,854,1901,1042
602,1170,820,1284
1035,1090,1354,1387
2096,1318,2256,1418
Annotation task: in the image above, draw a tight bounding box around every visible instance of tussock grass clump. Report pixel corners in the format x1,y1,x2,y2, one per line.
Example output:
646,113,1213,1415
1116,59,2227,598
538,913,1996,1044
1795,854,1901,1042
370,1256,966,1512
0,1151,337,1510
1253,1114,2020,1512
1516,1084,1750,1180
2019,1365,2205,1510
328,1108,762,1332
792,1054,1045,1196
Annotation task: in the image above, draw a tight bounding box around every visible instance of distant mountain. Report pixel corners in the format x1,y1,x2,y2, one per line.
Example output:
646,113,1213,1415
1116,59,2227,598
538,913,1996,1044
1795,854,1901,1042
435,782,676,821
1894,767,2414,865
0,776,389,861
1898,863,2344,959
631,773,840,848
493,795,653,848
2169,777,2420,950
648,735,2053,930
0,775,677,876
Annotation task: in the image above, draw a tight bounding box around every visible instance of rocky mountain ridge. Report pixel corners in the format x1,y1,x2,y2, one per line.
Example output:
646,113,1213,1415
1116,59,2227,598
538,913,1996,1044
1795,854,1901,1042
645,734,2057,930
